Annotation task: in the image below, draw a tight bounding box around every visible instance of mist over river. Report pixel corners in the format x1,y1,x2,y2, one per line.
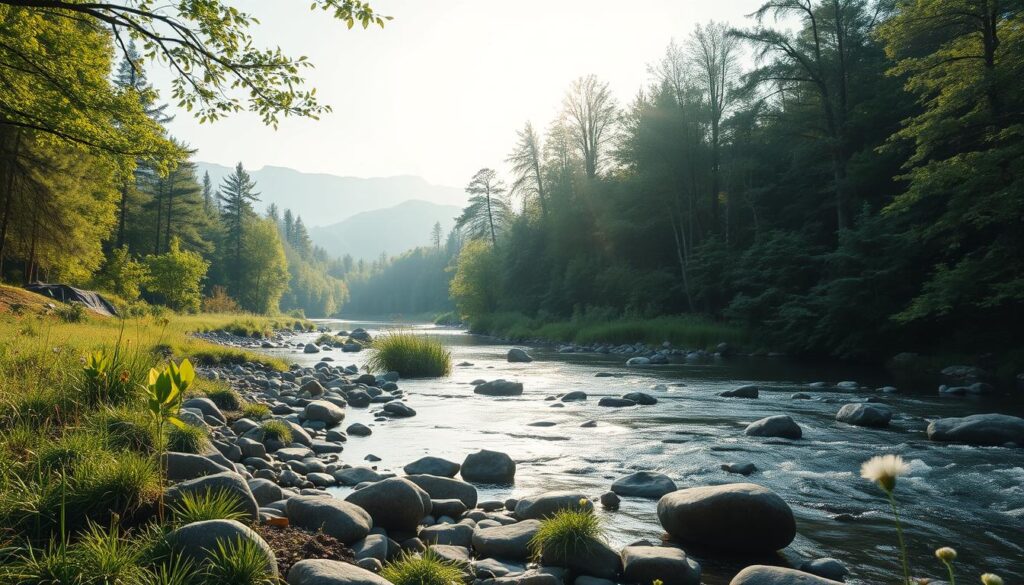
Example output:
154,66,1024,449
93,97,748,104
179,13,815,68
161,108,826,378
256,320,1024,585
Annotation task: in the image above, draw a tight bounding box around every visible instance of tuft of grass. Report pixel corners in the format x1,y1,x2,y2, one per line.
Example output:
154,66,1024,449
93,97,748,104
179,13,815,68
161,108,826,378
315,333,342,347
367,331,451,378
528,508,604,561
165,424,210,454
380,550,465,585
240,402,271,421
259,419,292,443
93,406,159,454
171,488,247,524
36,430,107,474
204,386,242,411
203,536,276,585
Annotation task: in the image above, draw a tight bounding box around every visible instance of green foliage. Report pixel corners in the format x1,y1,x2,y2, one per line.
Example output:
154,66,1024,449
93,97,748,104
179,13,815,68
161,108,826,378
367,331,452,378
240,403,271,421
380,551,465,585
146,239,210,313
449,240,500,319
237,217,290,314
202,536,276,585
456,168,511,245
94,406,159,454
55,302,88,323
344,246,456,317
96,247,150,301
258,419,293,443
528,508,604,561
171,489,247,524
166,424,210,454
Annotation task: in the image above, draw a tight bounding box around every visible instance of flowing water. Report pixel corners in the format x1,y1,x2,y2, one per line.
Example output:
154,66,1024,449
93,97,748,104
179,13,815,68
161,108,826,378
257,320,1024,584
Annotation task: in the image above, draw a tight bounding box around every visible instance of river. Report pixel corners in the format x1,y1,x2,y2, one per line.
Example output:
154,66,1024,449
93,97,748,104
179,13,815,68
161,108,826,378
255,320,1024,584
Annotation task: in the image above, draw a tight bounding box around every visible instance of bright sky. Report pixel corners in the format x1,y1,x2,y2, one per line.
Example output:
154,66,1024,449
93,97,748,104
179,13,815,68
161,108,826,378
153,0,765,188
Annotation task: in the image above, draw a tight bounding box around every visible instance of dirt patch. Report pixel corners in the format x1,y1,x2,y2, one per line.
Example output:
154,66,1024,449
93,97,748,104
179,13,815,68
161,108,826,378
255,523,356,576
0,285,51,315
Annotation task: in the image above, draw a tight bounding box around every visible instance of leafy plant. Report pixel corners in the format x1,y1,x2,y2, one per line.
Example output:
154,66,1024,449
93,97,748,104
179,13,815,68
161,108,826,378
203,536,276,585
380,550,464,585
146,359,195,519
528,508,604,561
171,489,247,525
367,331,452,378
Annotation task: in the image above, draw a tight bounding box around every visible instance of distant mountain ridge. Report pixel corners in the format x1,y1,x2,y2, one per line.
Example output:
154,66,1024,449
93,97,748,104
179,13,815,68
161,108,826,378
310,200,461,260
195,162,466,227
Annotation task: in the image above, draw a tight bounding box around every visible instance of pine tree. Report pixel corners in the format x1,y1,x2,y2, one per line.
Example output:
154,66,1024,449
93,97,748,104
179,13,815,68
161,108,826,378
218,163,260,294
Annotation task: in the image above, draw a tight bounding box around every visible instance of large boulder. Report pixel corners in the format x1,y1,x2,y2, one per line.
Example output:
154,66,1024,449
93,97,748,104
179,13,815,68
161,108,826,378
729,566,843,585
303,344,321,354
610,472,677,499
461,450,516,484
166,471,259,520
561,391,588,402
539,536,621,580
287,559,391,585
182,398,226,424
345,477,431,533
836,403,892,428
406,474,478,509
720,385,759,399
351,534,388,563
334,466,386,486
419,523,474,547
508,348,534,363
472,519,541,560
926,413,1024,447
514,491,592,520
620,546,701,585
475,380,524,397
745,415,802,440
248,478,284,506
657,483,796,553
285,495,372,544
164,452,231,481
303,400,346,425
167,520,276,576
404,456,461,478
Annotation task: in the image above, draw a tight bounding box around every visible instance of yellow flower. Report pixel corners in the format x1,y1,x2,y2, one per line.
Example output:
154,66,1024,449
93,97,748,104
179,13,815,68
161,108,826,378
981,574,1003,585
935,547,957,563
653,580,664,585
860,454,910,492
579,498,588,507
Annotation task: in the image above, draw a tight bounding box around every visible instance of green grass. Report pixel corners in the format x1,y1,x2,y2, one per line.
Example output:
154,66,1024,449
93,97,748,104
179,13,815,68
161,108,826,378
165,424,210,454
170,489,247,524
93,406,159,454
240,402,271,421
258,419,292,443
528,508,604,561
380,551,465,585
469,312,749,350
204,386,242,411
366,331,452,378
203,536,276,585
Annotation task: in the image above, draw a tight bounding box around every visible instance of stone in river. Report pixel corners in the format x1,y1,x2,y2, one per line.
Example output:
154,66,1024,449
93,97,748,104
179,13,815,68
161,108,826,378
599,491,620,509
745,415,802,439
622,392,657,405
345,477,431,533
611,471,677,499
598,397,636,408
835,403,892,428
580,420,598,427
799,558,849,582
561,391,588,402
657,483,796,553
620,545,701,585
514,491,592,519
471,519,541,560
729,565,843,584
461,450,516,484
527,421,557,427
926,413,1024,447
507,348,534,363
720,385,759,399
303,343,320,354
721,462,758,476
404,456,461,478
474,380,524,396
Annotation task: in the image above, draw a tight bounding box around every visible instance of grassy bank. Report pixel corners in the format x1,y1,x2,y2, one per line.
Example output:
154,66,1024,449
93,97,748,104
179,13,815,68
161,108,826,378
468,312,750,350
0,287,310,583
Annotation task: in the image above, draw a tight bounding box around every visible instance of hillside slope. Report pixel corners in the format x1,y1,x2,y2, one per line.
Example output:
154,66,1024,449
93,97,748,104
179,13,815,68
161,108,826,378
310,200,461,260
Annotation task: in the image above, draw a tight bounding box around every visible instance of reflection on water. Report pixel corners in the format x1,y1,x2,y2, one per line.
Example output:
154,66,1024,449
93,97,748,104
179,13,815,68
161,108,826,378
261,320,1024,584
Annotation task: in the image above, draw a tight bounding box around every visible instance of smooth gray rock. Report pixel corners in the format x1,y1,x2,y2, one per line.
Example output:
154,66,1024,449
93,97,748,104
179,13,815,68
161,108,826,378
622,392,657,405
540,535,621,580
382,402,416,418
729,566,843,585
167,520,275,576
430,544,471,566
286,495,372,544
472,519,542,560
621,545,701,585
406,474,478,508
303,400,346,425
474,380,524,396
598,397,636,408
514,491,592,519
461,450,516,484
346,477,431,533
599,491,620,509
248,478,284,506
182,397,226,423
347,423,372,437
561,391,588,402
721,462,758,476
430,498,468,518
836,403,892,428
418,523,474,547
611,472,677,499
404,456,460,478
166,471,258,520
927,413,1024,446
720,385,759,399
745,415,802,439
334,466,386,486
508,348,534,363
351,534,388,563
287,559,391,585
164,452,230,481
799,558,849,582
657,483,796,553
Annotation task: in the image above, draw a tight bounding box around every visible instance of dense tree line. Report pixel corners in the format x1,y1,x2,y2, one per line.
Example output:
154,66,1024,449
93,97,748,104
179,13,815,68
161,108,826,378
450,0,1023,360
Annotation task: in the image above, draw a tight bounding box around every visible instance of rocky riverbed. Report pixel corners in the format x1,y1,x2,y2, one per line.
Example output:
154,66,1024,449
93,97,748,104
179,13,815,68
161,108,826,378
168,321,1024,585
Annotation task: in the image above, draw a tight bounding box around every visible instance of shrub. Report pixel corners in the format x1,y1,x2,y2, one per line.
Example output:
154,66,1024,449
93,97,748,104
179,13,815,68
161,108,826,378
528,508,604,561
95,246,149,301
171,489,247,524
367,331,451,378
380,551,464,585
55,301,88,323
202,285,241,314
203,536,276,585
241,402,271,421
259,419,292,443
204,386,242,411
166,424,210,454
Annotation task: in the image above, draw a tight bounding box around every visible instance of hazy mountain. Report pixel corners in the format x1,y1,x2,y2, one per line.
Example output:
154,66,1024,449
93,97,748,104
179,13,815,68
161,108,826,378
310,200,462,260
195,162,465,227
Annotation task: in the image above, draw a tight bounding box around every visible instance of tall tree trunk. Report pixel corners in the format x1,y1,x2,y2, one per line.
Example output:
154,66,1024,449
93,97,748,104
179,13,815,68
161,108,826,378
485,189,497,246
165,187,173,251
153,181,163,255
117,181,129,249
669,208,694,312
0,129,21,276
